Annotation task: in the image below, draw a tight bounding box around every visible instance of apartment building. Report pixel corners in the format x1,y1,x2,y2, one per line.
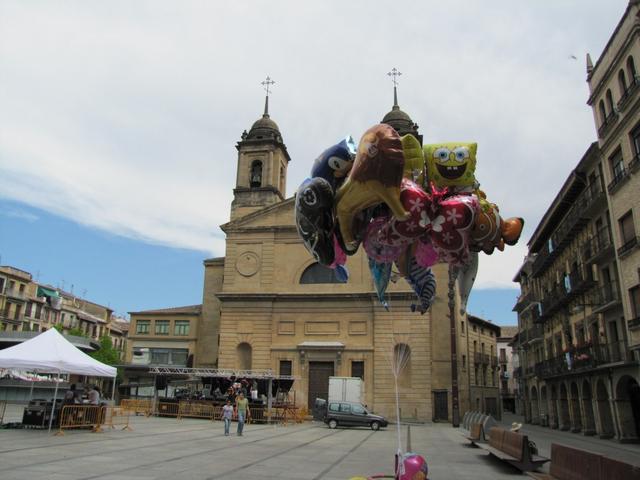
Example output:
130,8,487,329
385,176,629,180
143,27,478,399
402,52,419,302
513,141,639,440
0,265,128,357
497,326,518,413
125,305,200,368
461,315,501,418
587,0,640,351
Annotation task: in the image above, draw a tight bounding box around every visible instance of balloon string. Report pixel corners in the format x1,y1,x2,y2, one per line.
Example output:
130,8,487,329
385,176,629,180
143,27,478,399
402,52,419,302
394,374,403,476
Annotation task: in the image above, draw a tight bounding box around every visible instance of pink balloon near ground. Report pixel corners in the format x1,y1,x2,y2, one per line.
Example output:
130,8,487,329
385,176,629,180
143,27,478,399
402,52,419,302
399,453,428,480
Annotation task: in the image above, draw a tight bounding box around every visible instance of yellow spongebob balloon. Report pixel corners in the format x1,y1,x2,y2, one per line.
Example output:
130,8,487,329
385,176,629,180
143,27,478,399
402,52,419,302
401,134,424,181
424,142,477,188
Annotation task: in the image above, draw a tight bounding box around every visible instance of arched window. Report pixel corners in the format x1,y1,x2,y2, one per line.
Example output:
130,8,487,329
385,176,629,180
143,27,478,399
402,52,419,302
619,69,628,95
250,160,262,188
606,89,615,113
236,342,252,370
394,343,412,388
599,100,607,125
627,56,637,82
300,263,346,284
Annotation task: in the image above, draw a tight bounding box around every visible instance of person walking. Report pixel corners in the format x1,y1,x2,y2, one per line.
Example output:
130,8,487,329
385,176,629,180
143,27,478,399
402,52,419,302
222,399,233,436
235,392,250,436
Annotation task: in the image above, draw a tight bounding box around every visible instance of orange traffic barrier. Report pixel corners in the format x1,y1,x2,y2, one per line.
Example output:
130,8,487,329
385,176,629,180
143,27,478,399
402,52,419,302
56,405,105,435
156,401,179,417
120,398,153,416
295,407,309,423
101,405,132,432
178,402,215,420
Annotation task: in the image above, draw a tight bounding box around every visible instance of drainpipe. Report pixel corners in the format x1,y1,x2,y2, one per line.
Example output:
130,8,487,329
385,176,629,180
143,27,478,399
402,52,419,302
608,367,622,440
448,266,460,427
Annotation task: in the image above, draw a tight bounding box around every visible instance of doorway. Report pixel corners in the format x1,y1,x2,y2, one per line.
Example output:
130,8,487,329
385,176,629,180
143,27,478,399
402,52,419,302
433,390,448,421
308,361,334,410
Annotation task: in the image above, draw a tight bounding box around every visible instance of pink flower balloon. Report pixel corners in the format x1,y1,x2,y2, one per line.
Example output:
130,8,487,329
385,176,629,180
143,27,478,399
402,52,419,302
399,453,428,480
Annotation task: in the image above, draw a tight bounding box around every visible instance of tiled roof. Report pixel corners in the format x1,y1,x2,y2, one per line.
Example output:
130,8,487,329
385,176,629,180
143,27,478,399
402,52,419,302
499,326,519,339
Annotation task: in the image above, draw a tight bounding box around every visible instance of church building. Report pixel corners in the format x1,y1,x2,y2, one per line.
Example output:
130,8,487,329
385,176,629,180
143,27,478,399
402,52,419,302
126,83,489,423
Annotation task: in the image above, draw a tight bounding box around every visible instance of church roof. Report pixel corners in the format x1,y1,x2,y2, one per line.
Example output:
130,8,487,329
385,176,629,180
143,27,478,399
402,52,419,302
245,94,282,141
220,196,295,233
247,114,280,139
381,86,421,140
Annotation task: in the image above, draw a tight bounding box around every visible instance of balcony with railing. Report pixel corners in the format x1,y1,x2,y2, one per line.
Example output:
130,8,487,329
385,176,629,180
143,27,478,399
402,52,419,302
590,281,621,313
582,226,614,264
537,340,634,379
539,284,565,320
490,355,498,367
617,236,640,258
0,312,24,324
597,111,619,139
474,352,490,364
513,292,533,312
617,76,640,112
536,267,596,322
580,179,606,216
608,166,631,194
3,287,27,301
531,185,599,278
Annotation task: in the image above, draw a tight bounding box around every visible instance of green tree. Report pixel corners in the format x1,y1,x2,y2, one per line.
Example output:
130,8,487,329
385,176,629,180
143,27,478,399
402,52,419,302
67,327,87,337
90,336,121,366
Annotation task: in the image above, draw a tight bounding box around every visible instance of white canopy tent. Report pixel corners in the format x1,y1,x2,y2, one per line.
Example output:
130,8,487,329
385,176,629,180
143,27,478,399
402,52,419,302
0,328,117,431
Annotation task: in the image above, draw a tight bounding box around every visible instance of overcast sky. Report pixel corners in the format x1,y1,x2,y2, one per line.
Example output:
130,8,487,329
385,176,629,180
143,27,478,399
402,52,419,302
0,0,628,292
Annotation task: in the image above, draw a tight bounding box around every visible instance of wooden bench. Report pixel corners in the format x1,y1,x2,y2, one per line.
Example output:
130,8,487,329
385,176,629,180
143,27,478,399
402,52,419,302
466,422,485,445
477,427,549,472
527,444,640,480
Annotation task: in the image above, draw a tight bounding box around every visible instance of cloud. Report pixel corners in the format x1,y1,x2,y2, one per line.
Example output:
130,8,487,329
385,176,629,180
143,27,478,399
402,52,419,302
1,207,39,223
0,0,628,282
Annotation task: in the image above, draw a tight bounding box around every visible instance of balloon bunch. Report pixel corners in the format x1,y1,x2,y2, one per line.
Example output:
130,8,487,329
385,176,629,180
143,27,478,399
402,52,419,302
295,124,524,314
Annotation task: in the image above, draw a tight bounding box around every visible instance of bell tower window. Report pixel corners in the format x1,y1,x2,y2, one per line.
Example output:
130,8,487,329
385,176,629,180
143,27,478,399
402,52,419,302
250,160,262,188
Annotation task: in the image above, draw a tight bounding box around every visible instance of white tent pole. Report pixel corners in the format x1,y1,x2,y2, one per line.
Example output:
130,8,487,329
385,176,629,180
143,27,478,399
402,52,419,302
48,372,60,433
111,377,116,405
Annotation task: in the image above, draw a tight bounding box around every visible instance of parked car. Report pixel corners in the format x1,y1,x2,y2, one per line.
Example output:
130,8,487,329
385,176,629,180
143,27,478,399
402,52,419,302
320,400,388,431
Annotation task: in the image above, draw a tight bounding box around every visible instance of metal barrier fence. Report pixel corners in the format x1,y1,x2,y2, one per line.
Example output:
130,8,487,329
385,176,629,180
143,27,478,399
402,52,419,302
0,401,6,424
56,405,132,435
120,398,153,416
101,406,132,432
248,406,266,424
149,401,307,425
178,402,216,420
156,401,180,417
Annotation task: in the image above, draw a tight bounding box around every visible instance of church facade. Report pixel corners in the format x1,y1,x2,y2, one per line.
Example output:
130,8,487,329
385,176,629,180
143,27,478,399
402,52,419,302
123,90,498,422
195,96,475,422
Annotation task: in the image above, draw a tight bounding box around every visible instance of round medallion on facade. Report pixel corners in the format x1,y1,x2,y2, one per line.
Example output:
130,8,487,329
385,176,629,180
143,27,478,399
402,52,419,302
236,251,260,276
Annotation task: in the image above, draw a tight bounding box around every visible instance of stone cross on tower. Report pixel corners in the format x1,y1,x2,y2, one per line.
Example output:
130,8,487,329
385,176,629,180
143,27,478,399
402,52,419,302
387,68,402,106
261,76,275,116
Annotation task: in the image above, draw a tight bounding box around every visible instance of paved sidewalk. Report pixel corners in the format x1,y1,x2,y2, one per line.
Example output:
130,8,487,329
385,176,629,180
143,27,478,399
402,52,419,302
3,404,639,479
498,412,640,467
0,408,526,480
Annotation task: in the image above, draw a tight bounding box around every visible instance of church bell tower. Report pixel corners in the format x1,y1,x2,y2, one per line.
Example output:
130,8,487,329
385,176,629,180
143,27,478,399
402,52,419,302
230,76,291,221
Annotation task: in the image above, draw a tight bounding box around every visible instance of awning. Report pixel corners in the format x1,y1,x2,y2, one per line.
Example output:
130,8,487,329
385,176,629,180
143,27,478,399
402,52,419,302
37,286,60,298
